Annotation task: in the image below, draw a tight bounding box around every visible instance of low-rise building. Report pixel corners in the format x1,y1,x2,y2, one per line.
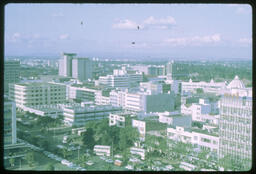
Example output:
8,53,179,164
181,79,227,95
63,104,121,126
66,85,97,102
109,112,132,128
21,104,63,118
130,147,145,160
158,112,192,128
93,145,111,156
132,119,146,140
167,126,219,154
98,68,143,89
181,98,219,123
95,90,111,105
9,82,66,109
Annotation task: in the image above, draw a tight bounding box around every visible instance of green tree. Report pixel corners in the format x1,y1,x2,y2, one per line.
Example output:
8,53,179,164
196,88,204,94
82,128,96,150
62,148,70,158
118,126,139,151
45,163,55,171
219,154,249,171
9,153,15,167
25,151,34,167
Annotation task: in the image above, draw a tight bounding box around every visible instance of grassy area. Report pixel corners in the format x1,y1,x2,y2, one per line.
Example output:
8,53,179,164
146,120,167,132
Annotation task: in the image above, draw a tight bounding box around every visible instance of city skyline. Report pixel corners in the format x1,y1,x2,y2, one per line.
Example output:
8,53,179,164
5,3,252,60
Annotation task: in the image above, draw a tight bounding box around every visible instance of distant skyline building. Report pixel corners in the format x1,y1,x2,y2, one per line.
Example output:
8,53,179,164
98,68,142,89
59,53,93,82
72,57,93,82
165,60,174,81
59,53,77,77
4,60,20,94
148,65,165,76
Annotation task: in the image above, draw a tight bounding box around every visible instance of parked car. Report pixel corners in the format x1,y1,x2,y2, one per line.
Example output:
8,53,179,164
61,160,73,167
86,161,94,166
105,159,113,163
125,165,134,170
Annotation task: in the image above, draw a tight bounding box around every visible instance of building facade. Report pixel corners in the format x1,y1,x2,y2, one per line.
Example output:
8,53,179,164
218,76,252,169
219,95,252,169
59,53,77,77
63,105,121,126
181,79,226,95
167,126,219,154
72,58,93,81
4,97,17,145
9,82,66,108
4,60,20,93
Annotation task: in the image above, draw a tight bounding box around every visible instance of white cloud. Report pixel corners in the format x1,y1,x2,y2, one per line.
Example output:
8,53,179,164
144,16,176,25
112,19,139,30
59,34,69,40
52,12,64,17
238,37,252,44
165,34,221,46
112,16,176,30
8,32,21,43
13,32,21,38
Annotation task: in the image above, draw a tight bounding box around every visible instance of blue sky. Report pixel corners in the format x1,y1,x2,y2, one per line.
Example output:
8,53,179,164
5,3,252,60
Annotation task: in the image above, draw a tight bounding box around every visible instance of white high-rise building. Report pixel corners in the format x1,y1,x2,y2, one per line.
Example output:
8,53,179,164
72,58,93,81
59,53,77,77
218,76,252,170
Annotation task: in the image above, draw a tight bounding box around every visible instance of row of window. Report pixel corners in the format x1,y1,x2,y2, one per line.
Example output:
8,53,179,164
221,106,252,117
220,123,251,132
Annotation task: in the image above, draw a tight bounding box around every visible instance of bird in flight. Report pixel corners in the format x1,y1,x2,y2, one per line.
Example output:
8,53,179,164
81,21,83,25
132,42,135,45
137,26,140,30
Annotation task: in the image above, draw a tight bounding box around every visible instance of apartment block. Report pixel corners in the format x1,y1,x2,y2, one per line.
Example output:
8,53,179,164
9,82,66,108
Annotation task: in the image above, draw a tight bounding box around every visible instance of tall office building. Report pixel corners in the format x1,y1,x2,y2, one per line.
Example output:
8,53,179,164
59,53,77,77
4,60,20,93
72,57,93,81
4,96,16,145
219,77,252,170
